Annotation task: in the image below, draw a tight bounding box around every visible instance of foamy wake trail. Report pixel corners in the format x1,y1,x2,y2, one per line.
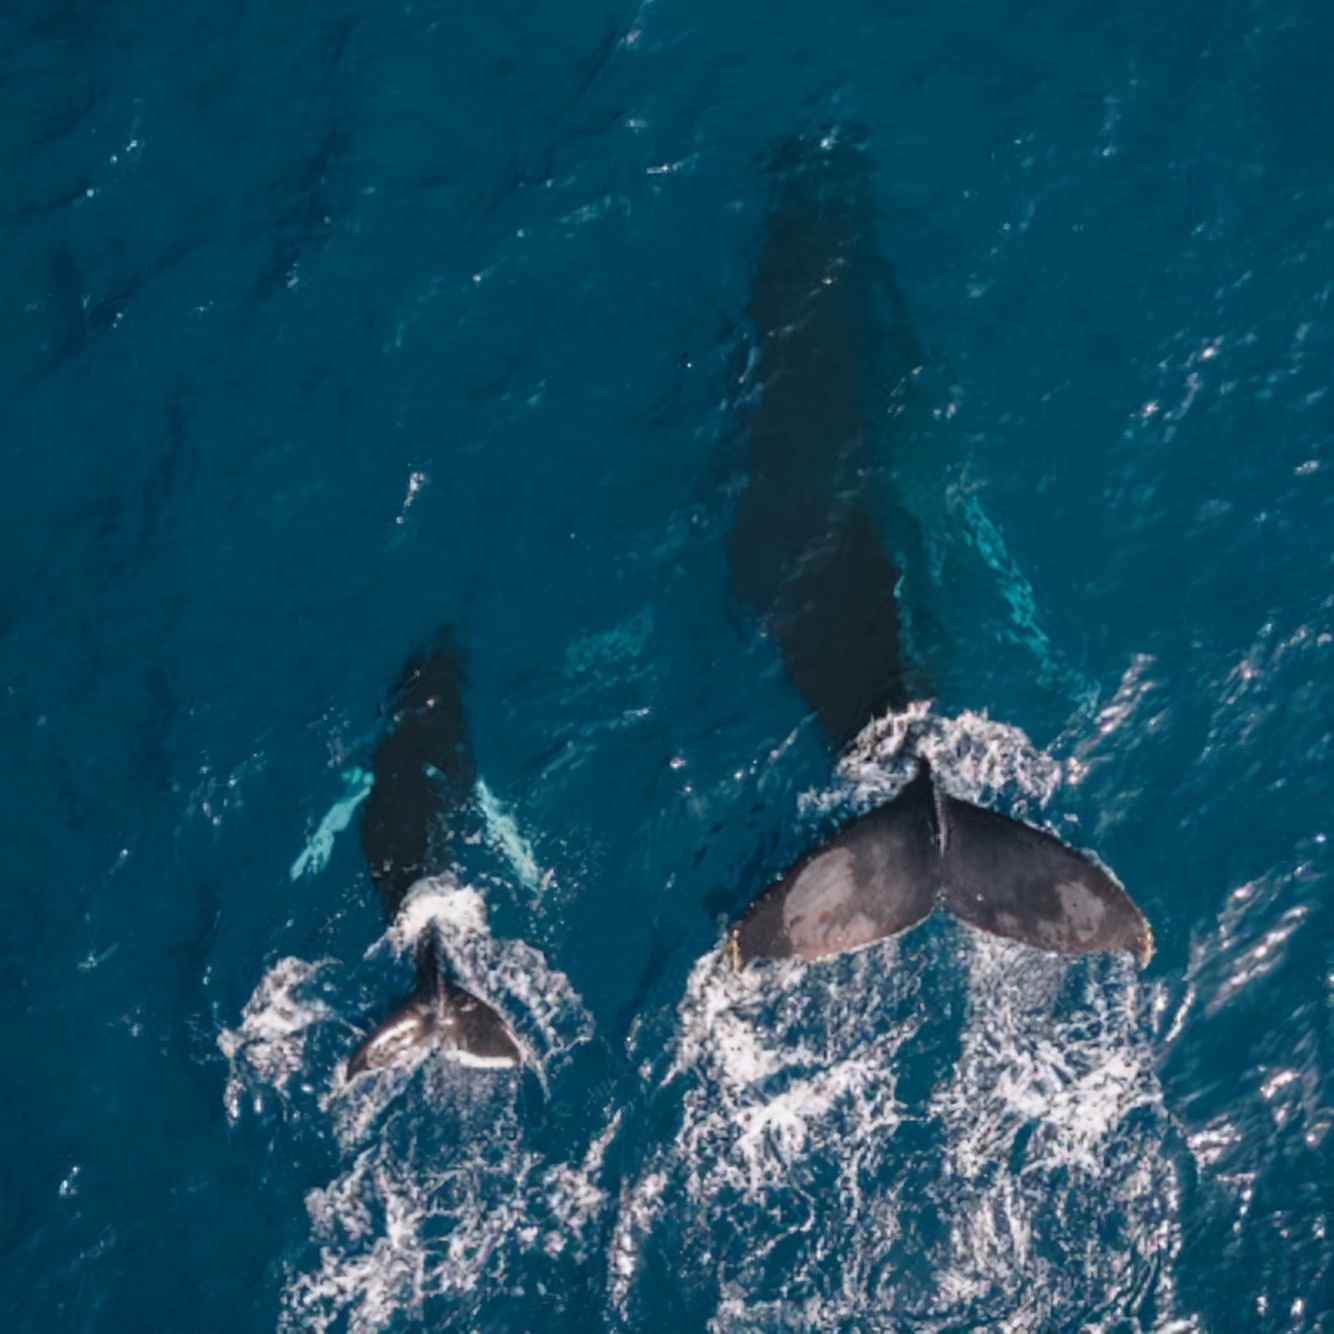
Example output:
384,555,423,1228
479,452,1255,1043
218,956,337,1123
280,1092,615,1334
613,707,1195,1332
924,935,1194,1333
612,943,921,1328
221,876,602,1333
836,699,1063,811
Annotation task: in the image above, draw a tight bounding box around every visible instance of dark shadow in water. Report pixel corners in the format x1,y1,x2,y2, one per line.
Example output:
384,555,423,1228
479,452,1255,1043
726,130,933,751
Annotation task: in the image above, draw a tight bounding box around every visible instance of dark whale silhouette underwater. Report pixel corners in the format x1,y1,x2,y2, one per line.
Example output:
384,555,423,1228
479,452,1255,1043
341,129,1149,1077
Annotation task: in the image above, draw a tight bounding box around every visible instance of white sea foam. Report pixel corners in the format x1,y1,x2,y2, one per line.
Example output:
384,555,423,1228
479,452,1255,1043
611,942,918,1324
837,699,1063,812
282,1074,617,1334
921,935,1189,1331
218,956,337,1123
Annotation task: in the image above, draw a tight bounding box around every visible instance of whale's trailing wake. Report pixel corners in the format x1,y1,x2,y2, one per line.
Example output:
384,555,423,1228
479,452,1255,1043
221,703,1189,1330
613,929,1190,1332
611,715,1193,1332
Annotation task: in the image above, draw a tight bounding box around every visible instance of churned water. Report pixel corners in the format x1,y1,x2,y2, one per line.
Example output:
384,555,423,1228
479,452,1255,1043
1,2,1329,1331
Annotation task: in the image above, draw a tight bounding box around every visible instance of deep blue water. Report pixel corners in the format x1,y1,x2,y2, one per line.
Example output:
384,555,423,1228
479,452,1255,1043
1,1,1330,1330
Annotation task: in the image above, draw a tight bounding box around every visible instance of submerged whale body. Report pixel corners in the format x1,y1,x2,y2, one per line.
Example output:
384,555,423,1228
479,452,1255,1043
725,131,1152,968
348,631,521,1076
728,130,920,749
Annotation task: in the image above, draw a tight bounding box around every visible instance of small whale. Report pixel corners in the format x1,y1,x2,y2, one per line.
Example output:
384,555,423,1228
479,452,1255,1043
724,131,1152,968
348,630,521,1075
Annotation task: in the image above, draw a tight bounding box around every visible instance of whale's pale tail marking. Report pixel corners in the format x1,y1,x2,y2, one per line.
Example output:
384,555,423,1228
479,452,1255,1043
727,760,1152,969
350,631,520,1076
727,761,938,966
939,791,1152,966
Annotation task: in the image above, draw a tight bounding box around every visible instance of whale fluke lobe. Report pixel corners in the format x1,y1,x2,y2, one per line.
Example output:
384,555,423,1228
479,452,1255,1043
729,760,1152,969
939,795,1153,967
349,630,521,1076
727,761,938,966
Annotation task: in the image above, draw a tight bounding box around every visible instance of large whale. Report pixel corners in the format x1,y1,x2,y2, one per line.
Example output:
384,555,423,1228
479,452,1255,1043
724,132,1151,969
348,630,522,1074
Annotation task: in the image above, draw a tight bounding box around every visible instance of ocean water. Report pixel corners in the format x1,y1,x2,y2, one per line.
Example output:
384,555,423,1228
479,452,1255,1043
1,1,1330,1331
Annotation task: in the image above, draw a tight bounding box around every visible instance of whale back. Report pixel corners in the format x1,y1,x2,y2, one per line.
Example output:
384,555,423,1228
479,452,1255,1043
360,631,477,919
727,132,917,748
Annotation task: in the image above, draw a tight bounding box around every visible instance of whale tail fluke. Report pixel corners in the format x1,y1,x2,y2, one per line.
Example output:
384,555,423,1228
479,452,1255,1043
347,937,522,1078
728,758,1152,969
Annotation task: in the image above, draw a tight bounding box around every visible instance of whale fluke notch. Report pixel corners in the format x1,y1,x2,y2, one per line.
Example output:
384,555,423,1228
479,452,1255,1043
727,759,1152,969
939,795,1153,967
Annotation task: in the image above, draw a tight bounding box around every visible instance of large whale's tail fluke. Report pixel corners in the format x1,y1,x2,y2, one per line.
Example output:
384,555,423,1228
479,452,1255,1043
348,936,521,1077
727,759,1152,969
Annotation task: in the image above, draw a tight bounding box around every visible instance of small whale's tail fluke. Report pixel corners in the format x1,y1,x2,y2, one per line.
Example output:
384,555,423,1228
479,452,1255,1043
727,759,1152,969
348,936,521,1077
